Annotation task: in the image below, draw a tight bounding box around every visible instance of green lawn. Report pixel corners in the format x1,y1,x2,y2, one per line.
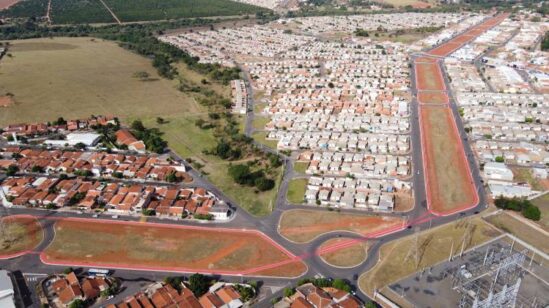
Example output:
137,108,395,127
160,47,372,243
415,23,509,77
252,116,270,130
252,131,279,149
287,178,308,204
293,162,309,174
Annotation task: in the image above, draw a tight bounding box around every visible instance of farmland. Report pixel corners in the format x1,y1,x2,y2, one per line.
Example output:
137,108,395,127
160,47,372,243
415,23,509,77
43,218,306,277
1,0,268,24
0,216,43,256
278,209,404,243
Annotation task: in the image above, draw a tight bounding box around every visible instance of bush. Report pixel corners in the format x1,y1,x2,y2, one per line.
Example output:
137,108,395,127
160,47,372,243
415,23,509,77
522,204,541,221
283,287,295,297
495,156,504,163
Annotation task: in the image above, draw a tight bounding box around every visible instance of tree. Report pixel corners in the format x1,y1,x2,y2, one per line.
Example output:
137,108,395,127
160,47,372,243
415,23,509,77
165,171,180,183
495,156,504,163
164,276,183,291
283,287,295,297
522,204,541,221
188,273,210,297
74,142,87,150
156,117,165,124
254,177,275,191
6,165,18,176
332,279,351,292
69,299,85,308
63,267,74,274
31,165,44,173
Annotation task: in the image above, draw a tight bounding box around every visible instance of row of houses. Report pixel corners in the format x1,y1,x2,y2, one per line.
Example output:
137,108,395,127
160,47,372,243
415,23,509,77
109,282,248,308
298,151,410,178
275,282,361,308
0,147,189,183
269,131,409,154
286,12,466,35
44,272,113,307
0,176,230,219
304,176,411,211
230,79,248,115
1,115,117,138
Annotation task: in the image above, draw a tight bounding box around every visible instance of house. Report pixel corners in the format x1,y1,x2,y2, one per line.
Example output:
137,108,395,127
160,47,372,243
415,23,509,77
483,162,513,181
115,129,146,153
0,270,16,308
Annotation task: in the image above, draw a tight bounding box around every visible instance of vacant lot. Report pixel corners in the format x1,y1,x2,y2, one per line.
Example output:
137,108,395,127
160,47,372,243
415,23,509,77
287,178,308,204
485,212,549,254
44,219,306,277
0,216,43,256
418,92,448,105
0,37,199,126
420,107,476,214
2,0,267,23
359,217,500,296
531,194,549,231
279,209,404,243
319,238,368,268
415,62,445,91
0,0,19,10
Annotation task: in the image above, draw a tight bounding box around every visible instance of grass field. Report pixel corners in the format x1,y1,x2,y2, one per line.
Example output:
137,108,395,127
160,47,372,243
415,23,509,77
287,178,308,204
252,131,279,149
279,209,404,243
1,0,268,23
0,216,43,255
0,37,278,217
319,238,368,268
531,194,549,231
359,217,500,296
293,162,309,174
420,107,476,213
511,167,547,191
0,37,199,126
485,212,549,254
44,219,306,277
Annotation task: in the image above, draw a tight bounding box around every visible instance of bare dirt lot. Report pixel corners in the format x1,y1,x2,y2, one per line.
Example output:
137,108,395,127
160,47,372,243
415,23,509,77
318,238,368,268
0,0,19,10
43,218,306,277
415,62,445,91
420,107,476,214
278,209,404,243
0,216,43,256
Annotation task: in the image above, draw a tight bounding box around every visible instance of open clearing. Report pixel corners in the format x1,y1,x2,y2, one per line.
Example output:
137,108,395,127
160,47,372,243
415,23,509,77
293,162,309,174
420,107,476,214
485,212,549,254
0,0,19,10
0,216,43,256
319,238,368,268
278,209,404,243
415,62,445,91
44,218,306,277
0,37,198,126
418,92,448,105
531,194,549,232
359,217,500,296
287,178,308,204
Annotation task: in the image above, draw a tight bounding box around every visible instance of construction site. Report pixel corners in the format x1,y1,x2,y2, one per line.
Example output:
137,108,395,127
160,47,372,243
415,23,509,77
389,233,549,307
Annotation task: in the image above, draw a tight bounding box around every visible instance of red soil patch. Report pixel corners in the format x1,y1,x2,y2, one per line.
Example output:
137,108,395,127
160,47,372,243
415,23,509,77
279,210,404,243
415,62,445,91
0,0,19,10
411,1,431,9
43,218,306,277
418,91,449,105
0,96,14,107
428,13,509,57
419,107,477,215
0,215,43,258
415,56,438,63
